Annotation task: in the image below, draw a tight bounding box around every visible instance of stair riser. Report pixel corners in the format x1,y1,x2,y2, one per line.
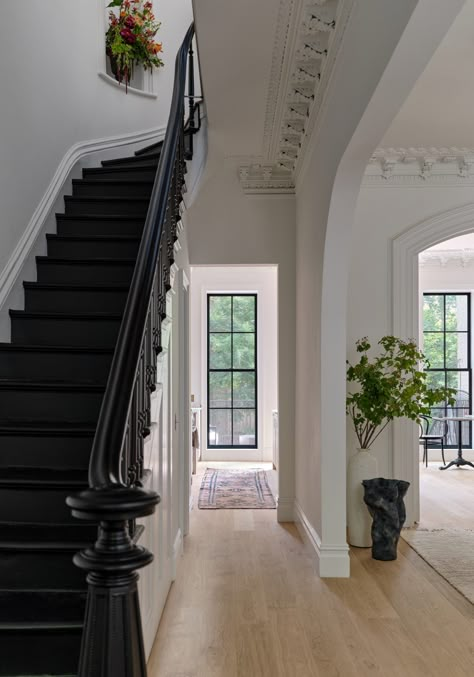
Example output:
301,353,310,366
56,216,145,237
0,389,103,425
37,260,134,285
47,238,140,259
0,551,86,590
11,316,121,347
0,435,92,471
84,167,157,181
0,348,112,382
25,286,128,314
65,197,149,216
73,181,153,199
102,155,160,168
0,629,82,676
0,487,87,523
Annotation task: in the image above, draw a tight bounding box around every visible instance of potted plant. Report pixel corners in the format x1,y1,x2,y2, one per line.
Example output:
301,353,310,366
106,0,164,91
346,336,455,547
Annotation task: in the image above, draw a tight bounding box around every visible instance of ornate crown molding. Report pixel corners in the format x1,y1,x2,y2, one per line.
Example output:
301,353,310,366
239,0,350,195
419,248,474,268
364,147,474,186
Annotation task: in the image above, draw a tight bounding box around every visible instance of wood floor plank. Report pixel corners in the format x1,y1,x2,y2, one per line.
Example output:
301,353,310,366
148,462,474,677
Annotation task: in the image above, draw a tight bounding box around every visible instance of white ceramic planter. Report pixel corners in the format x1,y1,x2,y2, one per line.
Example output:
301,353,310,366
347,448,378,547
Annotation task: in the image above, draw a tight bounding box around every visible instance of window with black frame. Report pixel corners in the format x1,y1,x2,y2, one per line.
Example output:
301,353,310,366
207,294,257,448
423,293,472,448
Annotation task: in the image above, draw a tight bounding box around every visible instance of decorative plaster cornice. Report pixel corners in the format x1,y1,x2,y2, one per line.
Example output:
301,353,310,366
239,0,350,194
364,147,474,186
419,248,474,268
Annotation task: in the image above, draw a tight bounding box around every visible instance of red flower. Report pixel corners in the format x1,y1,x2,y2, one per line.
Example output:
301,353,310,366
120,28,136,43
124,15,135,28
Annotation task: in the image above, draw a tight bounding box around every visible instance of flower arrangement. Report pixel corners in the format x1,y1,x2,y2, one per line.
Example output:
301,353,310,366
106,0,164,89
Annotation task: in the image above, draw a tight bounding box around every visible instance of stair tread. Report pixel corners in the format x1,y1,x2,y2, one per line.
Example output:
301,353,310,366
46,234,140,243
36,256,136,265
56,213,145,221
0,422,96,435
24,281,130,291
84,164,157,174
10,310,123,319
135,141,163,156
0,342,114,353
0,380,105,391
64,195,149,202
72,179,154,186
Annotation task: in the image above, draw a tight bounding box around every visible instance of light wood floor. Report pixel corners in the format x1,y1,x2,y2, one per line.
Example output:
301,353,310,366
148,463,474,677
418,461,474,529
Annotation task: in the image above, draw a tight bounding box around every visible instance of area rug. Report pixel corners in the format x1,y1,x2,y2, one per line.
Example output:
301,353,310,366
402,528,474,604
198,468,276,509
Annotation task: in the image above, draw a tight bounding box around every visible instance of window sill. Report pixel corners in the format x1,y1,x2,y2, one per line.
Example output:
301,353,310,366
98,71,158,99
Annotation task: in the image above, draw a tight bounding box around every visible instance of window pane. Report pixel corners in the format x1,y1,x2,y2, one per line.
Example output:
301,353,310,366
233,296,255,332
426,370,445,390
209,410,232,446
209,372,231,408
423,295,444,331
233,333,255,369
233,372,255,407
209,296,232,332
423,333,444,368
233,409,256,446
446,295,468,331
209,333,231,369
445,333,468,369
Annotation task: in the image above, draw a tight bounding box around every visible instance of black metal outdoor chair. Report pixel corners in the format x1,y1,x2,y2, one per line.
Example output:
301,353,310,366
419,415,447,467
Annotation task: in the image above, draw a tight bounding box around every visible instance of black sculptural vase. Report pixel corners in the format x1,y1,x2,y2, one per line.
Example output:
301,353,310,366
362,478,410,561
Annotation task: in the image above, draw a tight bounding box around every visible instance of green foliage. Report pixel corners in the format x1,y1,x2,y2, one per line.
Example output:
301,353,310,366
346,336,456,449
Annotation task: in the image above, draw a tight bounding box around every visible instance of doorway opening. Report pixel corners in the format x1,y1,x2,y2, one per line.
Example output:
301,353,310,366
189,265,279,507
418,233,474,529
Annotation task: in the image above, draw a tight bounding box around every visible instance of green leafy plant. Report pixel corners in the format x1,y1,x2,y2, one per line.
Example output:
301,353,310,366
346,336,456,449
106,0,164,89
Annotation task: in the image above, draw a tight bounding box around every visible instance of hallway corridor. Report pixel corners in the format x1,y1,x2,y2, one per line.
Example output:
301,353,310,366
148,464,474,677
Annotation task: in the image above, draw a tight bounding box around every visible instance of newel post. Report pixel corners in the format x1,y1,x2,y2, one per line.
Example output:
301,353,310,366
67,486,160,677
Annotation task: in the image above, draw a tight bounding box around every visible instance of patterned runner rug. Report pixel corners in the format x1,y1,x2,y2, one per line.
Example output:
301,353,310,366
198,468,276,509
402,528,474,604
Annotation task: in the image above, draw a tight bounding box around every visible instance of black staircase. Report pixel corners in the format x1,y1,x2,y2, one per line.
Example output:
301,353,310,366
0,23,197,676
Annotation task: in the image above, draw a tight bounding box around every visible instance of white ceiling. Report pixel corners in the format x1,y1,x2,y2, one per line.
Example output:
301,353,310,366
193,0,280,157
381,0,474,148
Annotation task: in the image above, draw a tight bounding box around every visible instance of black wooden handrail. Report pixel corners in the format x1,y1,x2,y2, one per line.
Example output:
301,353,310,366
91,21,195,487
67,23,197,677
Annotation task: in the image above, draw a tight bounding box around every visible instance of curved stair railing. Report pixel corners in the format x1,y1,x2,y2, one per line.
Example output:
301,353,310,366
67,23,197,677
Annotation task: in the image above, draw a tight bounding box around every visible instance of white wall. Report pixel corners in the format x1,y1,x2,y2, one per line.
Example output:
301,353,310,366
294,0,463,576
186,150,296,520
349,186,474,477
0,0,193,277
190,265,277,462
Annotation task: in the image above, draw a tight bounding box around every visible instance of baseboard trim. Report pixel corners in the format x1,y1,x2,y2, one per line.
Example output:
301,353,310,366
294,500,350,578
0,125,165,313
276,496,295,523
172,528,183,581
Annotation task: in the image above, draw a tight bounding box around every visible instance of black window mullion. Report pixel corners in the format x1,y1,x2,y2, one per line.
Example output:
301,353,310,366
207,293,257,449
423,292,472,448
